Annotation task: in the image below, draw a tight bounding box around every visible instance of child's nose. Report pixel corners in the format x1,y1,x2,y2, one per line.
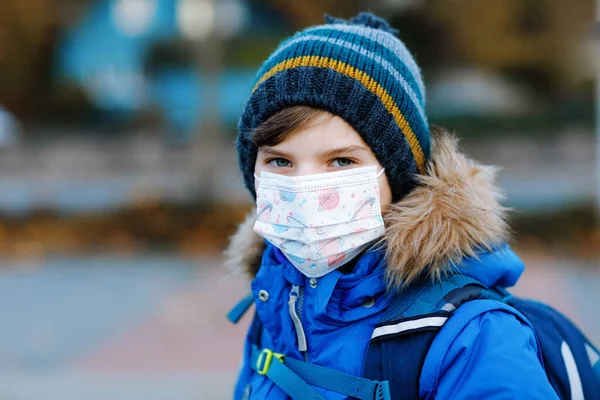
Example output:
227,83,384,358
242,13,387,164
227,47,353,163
293,163,326,177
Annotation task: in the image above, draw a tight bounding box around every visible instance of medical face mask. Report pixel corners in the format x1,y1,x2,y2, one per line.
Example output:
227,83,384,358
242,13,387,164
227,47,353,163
253,165,386,278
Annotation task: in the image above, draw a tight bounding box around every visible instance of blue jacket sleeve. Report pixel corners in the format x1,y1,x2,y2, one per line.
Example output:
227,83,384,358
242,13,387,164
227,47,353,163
233,330,254,399
423,304,559,399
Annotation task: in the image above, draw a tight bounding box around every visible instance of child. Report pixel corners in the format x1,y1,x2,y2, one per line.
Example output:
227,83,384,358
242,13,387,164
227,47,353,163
226,13,600,400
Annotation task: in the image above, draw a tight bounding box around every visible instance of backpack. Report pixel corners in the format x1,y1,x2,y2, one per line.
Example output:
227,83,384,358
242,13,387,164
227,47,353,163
228,274,600,399
363,274,600,400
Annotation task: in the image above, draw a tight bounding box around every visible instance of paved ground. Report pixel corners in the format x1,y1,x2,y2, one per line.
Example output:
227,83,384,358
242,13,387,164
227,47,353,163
0,253,597,399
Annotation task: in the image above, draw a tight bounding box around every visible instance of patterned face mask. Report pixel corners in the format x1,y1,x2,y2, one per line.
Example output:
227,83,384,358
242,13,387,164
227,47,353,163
253,166,386,278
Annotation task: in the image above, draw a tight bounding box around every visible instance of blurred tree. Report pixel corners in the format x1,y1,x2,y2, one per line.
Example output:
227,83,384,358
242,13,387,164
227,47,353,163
0,0,56,114
0,0,93,118
257,0,363,28
385,8,454,75
429,0,595,96
145,40,196,74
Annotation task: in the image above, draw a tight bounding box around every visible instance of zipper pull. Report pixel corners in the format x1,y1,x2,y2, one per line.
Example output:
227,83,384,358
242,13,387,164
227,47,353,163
288,285,308,352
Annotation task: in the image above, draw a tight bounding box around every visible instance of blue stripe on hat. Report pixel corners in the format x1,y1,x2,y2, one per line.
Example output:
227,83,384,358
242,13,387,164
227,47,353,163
260,34,426,114
305,24,426,97
261,27,425,107
257,40,428,130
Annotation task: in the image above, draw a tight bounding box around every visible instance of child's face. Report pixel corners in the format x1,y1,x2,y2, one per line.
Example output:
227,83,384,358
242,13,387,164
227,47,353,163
254,112,393,209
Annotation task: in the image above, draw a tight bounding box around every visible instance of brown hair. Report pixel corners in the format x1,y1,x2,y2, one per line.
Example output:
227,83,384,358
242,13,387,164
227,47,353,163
250,106,327,148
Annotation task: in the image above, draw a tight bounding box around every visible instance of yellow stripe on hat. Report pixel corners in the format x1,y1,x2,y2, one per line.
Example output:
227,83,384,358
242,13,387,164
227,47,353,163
252,56,426,174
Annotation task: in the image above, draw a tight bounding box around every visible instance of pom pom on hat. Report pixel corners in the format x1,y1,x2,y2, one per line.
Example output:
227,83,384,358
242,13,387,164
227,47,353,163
324,12,399,36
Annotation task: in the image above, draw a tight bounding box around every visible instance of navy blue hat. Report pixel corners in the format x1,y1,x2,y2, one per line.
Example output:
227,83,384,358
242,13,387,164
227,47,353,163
237,12,430,201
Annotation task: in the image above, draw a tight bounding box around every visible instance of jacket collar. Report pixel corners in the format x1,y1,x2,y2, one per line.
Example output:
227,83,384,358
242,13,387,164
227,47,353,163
224,128,510,290
256,242,390,322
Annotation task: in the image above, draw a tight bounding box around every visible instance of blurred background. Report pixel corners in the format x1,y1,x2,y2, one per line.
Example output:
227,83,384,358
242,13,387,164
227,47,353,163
0,0,598,398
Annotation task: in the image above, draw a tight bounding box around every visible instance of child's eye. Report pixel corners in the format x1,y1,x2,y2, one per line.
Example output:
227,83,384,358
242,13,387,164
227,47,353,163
331,158,354,167
268,158,292,167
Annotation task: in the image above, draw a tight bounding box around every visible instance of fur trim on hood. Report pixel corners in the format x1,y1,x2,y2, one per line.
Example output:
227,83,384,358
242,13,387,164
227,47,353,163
224,128,510,289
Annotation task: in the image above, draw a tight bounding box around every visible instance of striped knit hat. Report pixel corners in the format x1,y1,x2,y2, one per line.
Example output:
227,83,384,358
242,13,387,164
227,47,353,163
237,12,430,201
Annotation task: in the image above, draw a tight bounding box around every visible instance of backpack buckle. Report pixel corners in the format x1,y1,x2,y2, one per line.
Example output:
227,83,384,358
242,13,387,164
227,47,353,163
256,348,284,375
375,381,391,400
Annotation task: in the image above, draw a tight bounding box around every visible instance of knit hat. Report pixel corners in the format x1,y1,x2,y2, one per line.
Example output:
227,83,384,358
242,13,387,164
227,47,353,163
237,12,430,201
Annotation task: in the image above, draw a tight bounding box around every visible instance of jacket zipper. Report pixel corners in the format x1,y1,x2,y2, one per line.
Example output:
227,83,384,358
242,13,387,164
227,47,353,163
288,285,308,355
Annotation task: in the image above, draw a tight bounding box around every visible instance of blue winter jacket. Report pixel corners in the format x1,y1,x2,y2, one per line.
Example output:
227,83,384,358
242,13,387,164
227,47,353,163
232,243,558,399
227,132,559,399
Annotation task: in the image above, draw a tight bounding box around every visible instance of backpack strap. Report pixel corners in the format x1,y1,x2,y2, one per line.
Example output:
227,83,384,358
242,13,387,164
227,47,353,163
373,274,491,339
250,345,325,400
592,345,600,381
250,344,391,400
227,292,255,324
228,292,264,347
228,293,392,400
363,274,500,400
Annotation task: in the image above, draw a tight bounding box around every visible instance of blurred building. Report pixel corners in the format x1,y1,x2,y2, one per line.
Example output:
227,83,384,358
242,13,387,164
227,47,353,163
0,0,594,133
0,0,596,223
430,0,594,88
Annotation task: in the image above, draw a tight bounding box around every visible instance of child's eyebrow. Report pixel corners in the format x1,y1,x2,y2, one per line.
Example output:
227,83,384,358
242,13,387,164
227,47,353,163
260,147,293,158
320,146,369,159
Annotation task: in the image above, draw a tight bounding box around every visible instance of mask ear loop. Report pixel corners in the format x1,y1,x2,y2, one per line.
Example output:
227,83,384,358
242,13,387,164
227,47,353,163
254,173,261,182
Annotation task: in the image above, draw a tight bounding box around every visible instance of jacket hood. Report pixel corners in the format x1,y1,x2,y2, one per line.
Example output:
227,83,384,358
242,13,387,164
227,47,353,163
457,243,524,288
224,127,513,289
